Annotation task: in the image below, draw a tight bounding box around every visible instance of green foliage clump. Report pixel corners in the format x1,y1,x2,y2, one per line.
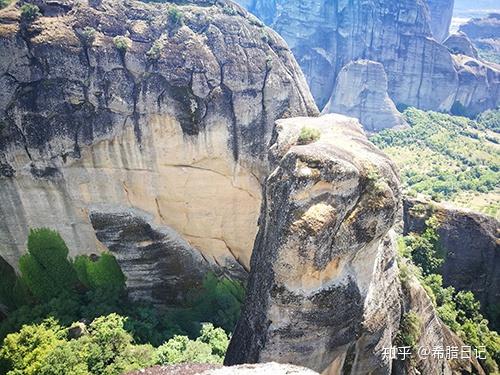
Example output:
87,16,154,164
0,230,243,374
396,311,421,349
167,6,183,28
113,36,130,52
19,228,78,301
476,109,500,133
74,253,125,292
402,216,445,275
187,272,245,333
0,0,13,10
0,318,63,375
19,3,40,22
0,314,158,375
157,323,228,365
146,40,163,60
81,26,96,46
370,108,500,218
397,224,500,373
297,126,321,145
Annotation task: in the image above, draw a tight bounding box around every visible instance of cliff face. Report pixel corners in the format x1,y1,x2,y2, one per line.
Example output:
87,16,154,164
459,13,500,64
225,115,481,374
404,197,500,329
0,0,317,302
235,0,500,119
425,0,454,42
322,60,407,132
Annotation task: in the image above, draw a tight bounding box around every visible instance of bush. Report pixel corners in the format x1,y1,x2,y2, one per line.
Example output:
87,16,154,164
396,311,421,349
0,0,13,9
477,109,500,133
113,36,130,52
74,253,125,292
297,126,321,145
146,40,163,60
20,3,41,22
81,26,96,46
19,228,78,301
167,6,183,28
157,323,228,365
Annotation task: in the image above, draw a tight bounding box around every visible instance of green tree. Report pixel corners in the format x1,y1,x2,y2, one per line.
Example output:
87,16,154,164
0,318,63,375
19,228,78,301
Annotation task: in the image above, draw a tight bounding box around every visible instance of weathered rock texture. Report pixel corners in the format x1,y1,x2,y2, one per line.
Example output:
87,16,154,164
225,115,484,374
444,32,480,59
0,0,317,303
403,197,500,328
425,0,454,42
322,60,407,132
236,0,500,119
225,114,402,373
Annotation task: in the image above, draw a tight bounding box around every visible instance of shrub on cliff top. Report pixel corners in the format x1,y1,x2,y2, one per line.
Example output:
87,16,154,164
19,3,40,22
297,126,321,145
113,36,130,52
167,6,183,28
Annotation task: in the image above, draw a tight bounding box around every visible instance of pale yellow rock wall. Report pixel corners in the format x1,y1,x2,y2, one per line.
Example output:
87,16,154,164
0,115,262,270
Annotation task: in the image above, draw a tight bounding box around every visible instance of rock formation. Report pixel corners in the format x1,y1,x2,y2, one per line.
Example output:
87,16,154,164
459,13,500,64
225,115,482,374
425,0,454,42
444,32,480,59
0,0,317,303
235,0,500,119
322,60,407,132
403,197,500,329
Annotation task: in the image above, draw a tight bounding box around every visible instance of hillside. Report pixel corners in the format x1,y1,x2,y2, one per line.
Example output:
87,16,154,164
371,108,500,219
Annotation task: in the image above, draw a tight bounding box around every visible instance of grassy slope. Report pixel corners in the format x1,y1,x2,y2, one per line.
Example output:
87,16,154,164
371,108,500,219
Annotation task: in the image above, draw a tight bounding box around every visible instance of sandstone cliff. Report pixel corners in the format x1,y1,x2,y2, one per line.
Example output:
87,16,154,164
225,115,481,374
235,0,500,120
403,197,500,330
0,0,317,303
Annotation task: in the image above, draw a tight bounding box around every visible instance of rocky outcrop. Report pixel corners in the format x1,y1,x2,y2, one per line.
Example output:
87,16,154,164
235,0,500,119
322,60,407,132
459,13,500,64
0,0,317,302
403,197,500,329
225,115,483,374
444,32,480,59
425,0,454,42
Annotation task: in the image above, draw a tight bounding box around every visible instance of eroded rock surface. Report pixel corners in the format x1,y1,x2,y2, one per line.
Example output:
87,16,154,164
236,0,500,118
225,114,403,373
444,32,480,59
404,197,500,328
425,0,454,42
322,60,407,132
0,0,317,301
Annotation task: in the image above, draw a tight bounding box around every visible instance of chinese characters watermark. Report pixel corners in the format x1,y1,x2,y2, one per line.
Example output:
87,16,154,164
382,346,486,361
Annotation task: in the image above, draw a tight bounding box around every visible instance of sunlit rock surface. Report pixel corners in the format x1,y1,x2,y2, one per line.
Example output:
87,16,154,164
0,0,317,302
235,0,500,118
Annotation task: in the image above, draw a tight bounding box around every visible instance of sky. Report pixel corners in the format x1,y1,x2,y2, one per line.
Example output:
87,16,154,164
451,0,500,31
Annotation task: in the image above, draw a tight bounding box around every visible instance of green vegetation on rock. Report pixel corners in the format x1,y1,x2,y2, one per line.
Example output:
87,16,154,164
19,3,40,22
0,229,244,374
398,220,500,373
297,126,321,145
371,108,500,218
